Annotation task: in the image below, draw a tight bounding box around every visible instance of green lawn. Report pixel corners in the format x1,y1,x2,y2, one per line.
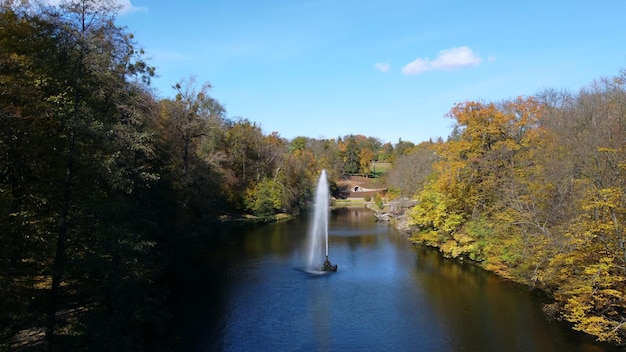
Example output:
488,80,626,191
371,162,392,174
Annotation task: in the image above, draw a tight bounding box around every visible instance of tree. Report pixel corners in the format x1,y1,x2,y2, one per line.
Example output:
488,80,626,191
386,141,437,197
1,2,161,349
0,7,63,342
160,78,223,176
156,77,227,226
307,137,344,180
342,136,360,174
289,136,308,153
409,98,546,262
537,73,626,343
378,142,394,161
407,75,626,343
393,138,415,158
359,147,374,174
245,177,284,216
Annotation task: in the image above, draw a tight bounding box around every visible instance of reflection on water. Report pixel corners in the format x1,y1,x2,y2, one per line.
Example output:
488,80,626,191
178,208,618,352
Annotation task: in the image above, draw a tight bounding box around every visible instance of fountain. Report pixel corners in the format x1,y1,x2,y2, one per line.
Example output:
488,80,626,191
306,170,337,272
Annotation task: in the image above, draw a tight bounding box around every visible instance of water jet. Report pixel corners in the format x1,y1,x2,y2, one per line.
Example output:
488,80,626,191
306,170,337,272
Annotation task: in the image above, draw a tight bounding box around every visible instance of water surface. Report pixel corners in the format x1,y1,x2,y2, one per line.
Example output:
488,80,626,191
179,207,617,352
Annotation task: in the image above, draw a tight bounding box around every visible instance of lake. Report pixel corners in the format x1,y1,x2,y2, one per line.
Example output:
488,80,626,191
169,207,618,352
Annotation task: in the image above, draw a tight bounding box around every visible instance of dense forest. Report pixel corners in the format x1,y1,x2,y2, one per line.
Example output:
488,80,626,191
1,0,625,350
0,2,408,350
400,89,626,344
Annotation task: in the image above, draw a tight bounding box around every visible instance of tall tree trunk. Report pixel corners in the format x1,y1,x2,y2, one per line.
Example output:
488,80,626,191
45,72,81,352
44,128,75,351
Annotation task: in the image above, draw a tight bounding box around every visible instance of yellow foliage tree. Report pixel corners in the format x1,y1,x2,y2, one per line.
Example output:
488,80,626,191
410,97,547,261
550,158,626,343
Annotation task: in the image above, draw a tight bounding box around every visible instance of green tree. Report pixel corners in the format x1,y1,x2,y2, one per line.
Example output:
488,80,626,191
393,138,415,158
342,136,360,174
222,119,268,208
378,142,394,161
0,6,63,342
289,136,308,153
156,77,227,226
1,2,161,350
245,177,285,216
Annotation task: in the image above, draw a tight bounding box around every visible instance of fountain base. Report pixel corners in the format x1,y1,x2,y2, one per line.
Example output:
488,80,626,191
319,257,337,272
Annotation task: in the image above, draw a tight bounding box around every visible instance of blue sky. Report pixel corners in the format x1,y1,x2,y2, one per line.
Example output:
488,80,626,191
114,0,626,144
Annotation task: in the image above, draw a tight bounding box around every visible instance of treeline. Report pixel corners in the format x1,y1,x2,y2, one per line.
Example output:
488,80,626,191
0,2,410,350
403,79,626,343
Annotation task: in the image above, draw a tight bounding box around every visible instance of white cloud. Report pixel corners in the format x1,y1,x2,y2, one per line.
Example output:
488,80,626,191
402,46,482,75
402,58,429,75
374,62,390,73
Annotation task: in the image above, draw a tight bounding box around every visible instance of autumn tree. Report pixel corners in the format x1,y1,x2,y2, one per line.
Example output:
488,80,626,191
409,97,545,262
0,1,163,350
0,6,64,343
156,78,228,228
386,141,437,198
306,137,344,180
406,73,626,343
378,142,394,161
536,73,626,343
393,138,415,158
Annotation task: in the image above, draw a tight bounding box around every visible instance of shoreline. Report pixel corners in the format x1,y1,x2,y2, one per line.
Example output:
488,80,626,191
379,198,625,349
